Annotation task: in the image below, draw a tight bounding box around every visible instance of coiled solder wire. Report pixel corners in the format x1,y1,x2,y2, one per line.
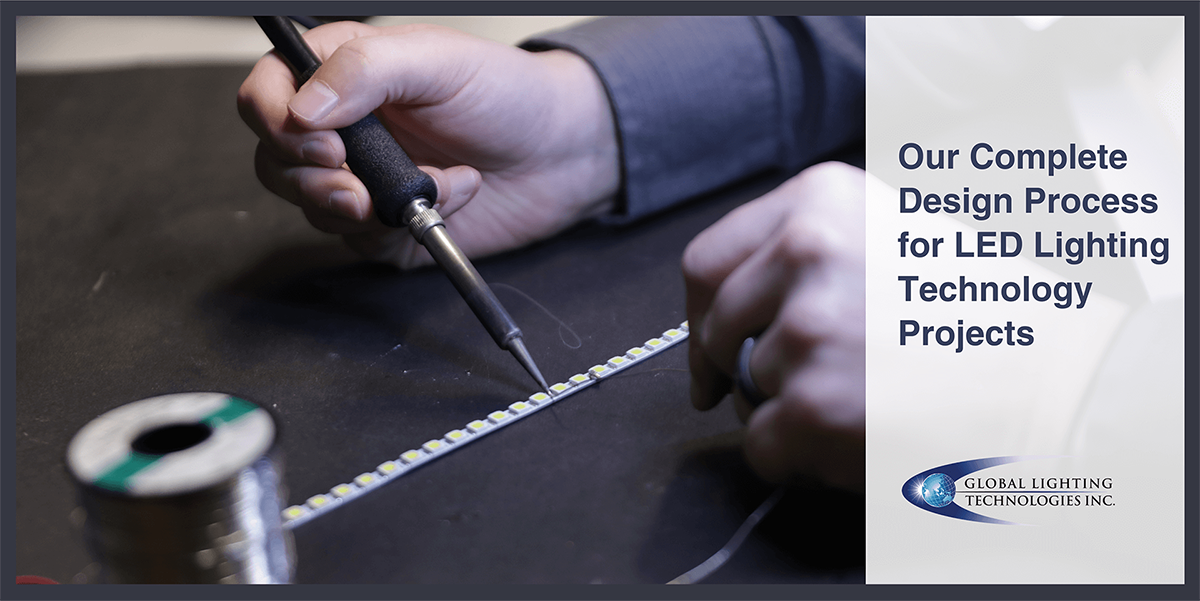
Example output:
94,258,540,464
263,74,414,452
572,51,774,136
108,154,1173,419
67,393,293,583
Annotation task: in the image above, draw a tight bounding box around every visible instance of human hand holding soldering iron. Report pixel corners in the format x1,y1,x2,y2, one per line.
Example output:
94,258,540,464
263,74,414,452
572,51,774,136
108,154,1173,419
238,21,620,268
238,20,866,491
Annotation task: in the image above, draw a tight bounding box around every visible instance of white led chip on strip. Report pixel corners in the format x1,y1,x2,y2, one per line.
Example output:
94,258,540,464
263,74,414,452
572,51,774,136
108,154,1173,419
305,494,332,510
283,505,308,521
588,365,612,379
282,320,689,528
508,401,534,416
661,328,685,342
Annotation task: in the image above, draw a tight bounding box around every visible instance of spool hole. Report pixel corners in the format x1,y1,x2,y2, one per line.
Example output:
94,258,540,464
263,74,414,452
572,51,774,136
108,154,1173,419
131,423,212,456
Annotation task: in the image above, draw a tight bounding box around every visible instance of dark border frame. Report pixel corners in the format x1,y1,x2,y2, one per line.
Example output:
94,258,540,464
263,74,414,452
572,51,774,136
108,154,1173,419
2,2,1195,600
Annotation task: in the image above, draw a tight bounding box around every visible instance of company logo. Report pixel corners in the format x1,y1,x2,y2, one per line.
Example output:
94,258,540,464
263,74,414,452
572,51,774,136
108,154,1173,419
903,456,1115,524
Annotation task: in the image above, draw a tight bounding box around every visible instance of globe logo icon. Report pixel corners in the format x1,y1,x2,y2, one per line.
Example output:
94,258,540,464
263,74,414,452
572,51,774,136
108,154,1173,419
921,473,956,507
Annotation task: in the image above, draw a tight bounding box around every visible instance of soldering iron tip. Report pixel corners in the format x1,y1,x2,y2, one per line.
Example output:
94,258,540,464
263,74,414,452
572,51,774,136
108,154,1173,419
508,337,550,394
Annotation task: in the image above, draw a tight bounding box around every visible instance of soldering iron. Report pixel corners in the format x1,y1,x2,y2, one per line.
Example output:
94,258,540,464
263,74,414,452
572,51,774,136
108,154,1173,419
254,16,550,394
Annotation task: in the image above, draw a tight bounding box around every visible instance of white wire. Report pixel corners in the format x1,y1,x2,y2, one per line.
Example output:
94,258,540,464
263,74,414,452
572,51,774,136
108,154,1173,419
667,486,786,584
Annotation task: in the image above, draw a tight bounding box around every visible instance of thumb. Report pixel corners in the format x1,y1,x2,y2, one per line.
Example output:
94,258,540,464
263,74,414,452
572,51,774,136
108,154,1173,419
425,164,483,219
286,25,482,128
341,164,482,270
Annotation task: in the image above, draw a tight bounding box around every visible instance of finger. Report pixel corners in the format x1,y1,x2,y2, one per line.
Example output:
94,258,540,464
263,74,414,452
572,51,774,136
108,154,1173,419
699,238,797,375
701,174,862,383
728,305,819,424
729,335,776,421
340,164,481,270
688,342,731,411
753,221,866,405
731,388,756,424
733,287,825,403
286,26,485,129
429,165,482,218
381,164,481,269
254,143,372,221
743,391,865,491
742,327,866,490
238,20,418,168
681,187,798,322
238,51,346,168
303,165,479,237
302,207,387,235
681,187,803,411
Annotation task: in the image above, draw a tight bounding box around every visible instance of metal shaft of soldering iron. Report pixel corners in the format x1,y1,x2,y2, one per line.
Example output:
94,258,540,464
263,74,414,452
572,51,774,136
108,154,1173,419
254,17,550,394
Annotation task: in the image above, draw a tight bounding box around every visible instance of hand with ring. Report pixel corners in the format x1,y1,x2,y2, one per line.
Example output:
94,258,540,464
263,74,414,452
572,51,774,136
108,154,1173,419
681,161,866,491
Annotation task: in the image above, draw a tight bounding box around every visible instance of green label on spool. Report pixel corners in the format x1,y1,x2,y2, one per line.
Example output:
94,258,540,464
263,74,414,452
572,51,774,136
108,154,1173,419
92,396,259,492
94,452,160,492
201,396,257,428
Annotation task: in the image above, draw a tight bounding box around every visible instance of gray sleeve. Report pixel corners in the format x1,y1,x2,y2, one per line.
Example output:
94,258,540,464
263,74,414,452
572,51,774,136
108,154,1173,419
522,16,865,222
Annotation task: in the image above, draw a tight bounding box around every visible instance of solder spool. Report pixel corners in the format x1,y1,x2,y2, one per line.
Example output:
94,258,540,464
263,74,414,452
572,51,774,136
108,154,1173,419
66,392,293,583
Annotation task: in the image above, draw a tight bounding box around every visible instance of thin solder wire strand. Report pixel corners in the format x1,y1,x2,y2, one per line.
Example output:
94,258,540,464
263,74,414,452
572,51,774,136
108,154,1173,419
667,486,786,585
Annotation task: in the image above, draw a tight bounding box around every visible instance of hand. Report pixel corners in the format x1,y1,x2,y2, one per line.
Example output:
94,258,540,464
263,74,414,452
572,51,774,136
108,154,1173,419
237,21,619,268
681,162,866,491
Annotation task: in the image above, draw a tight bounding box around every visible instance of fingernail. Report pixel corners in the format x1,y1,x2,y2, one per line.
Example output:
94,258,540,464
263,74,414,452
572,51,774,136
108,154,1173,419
300,139,337,168
329,189,363,220
289,80,339,122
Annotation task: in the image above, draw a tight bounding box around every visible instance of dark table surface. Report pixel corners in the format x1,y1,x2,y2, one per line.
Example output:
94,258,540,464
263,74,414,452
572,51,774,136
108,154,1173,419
12,65,863,586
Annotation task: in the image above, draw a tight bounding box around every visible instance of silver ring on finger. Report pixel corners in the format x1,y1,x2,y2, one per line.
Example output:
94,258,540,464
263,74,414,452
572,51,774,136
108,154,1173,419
736,336,769,408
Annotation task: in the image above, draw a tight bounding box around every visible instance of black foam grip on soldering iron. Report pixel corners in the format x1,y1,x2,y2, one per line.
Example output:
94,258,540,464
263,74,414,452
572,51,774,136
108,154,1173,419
294,64,438,228
337,116,439,228
256,17,438,228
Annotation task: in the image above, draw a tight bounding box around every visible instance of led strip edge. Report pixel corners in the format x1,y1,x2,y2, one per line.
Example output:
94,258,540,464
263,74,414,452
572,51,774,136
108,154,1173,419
281,321,690,529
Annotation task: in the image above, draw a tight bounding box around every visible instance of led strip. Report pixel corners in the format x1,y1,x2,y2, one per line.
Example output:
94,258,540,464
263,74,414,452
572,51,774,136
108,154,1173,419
282,321,690,528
